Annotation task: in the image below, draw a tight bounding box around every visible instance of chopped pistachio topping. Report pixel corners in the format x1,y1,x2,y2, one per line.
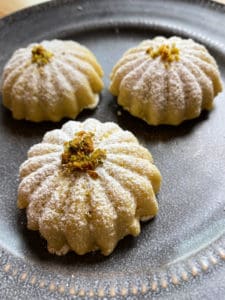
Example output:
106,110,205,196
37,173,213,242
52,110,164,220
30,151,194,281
61,131,106,178
31,45,53,66
146,43,180,65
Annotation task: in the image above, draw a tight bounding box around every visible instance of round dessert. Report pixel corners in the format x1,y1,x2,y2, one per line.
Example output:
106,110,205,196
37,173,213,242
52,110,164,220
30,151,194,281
110,36,223,125
18,118,161,256
2,39,104,122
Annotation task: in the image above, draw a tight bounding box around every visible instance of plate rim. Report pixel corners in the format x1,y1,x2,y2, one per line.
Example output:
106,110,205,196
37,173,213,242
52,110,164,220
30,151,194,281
0,0,225,298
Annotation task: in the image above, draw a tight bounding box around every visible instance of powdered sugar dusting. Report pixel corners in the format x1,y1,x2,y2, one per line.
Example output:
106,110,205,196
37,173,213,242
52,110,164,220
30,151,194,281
2,39,104,122
18,118,161,256
110,36,223,125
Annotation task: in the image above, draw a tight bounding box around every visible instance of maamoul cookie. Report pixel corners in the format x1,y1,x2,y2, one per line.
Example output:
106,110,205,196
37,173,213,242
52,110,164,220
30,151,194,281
2,39,104,122
18,118,161,256
110,36,223,125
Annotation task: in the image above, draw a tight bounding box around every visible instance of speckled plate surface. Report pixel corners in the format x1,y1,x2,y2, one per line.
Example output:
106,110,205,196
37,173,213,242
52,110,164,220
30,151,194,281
0,0,225,299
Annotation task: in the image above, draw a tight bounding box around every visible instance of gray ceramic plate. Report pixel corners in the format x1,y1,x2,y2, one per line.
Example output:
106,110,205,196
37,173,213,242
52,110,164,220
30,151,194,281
0,0,225,299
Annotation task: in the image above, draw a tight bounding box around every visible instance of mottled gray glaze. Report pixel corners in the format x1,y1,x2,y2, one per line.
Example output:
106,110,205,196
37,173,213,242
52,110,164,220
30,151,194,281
0,0,225,299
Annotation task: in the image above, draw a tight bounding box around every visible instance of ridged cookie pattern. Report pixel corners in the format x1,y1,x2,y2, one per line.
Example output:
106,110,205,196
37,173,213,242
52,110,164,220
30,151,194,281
110,36,223,125
2,39,104,122
18,118,161,256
